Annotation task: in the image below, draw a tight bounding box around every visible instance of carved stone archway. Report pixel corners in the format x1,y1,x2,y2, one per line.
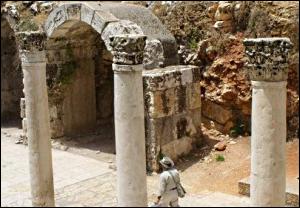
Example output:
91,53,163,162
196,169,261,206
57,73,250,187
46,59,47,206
19,2,148,206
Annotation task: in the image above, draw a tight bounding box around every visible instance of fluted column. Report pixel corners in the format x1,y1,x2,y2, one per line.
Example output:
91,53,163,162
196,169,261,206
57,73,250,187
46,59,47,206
109,34,148,207
243,37,293,207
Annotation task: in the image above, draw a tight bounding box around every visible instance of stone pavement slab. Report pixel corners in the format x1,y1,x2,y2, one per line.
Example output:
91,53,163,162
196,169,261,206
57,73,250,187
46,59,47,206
1,129,114,207
1,128,253,207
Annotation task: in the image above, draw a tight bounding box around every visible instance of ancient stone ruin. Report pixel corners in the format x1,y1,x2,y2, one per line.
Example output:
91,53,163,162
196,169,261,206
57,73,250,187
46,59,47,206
1,2,202,173
1,1,298,207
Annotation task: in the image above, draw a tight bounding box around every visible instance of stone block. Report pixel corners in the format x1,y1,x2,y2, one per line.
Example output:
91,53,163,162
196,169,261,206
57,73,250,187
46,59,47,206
44,5,68,37
175,85,188,114
188,82,201,110
81,3,95,25
147,88,176,119
65,3,81,20
174,114,197,140
148,117,176,146
91,10,119,34
190,108,202,132
161,136,195,161
181,67,193,85
201,115,225,133
202,99,233,125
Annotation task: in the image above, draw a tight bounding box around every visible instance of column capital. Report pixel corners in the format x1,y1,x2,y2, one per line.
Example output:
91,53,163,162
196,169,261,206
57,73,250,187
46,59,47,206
243,37,293,82
16,31,47,64
109,34,147,65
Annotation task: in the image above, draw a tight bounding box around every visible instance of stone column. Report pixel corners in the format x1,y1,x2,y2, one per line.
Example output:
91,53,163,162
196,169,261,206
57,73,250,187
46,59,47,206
21,50,55,207
243,38,293,206
109,34,148,207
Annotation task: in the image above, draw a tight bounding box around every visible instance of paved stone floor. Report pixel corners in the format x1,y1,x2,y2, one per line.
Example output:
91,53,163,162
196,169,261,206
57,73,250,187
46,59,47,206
1,127,250,207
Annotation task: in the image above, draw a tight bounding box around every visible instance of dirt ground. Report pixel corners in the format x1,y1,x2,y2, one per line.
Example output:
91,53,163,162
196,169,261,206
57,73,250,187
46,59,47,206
176,126,299,196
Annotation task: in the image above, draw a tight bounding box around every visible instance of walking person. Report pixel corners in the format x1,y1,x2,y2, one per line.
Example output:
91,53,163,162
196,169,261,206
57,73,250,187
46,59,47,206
154,156,185,207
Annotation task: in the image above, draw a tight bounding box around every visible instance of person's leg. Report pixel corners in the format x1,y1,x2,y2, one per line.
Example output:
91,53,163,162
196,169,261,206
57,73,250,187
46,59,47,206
158,194,170,207
169,191,179,207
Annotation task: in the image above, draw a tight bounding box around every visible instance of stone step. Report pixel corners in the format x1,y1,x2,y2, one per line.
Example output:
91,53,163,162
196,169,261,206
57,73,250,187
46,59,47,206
238,177,299,206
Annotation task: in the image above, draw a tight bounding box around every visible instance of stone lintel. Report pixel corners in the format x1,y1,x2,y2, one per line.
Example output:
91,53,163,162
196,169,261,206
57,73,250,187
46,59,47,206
109,34,147,65
243,37,293,82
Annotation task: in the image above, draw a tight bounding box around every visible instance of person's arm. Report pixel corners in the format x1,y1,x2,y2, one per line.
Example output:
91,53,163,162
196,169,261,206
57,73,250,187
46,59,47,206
156,174,167,203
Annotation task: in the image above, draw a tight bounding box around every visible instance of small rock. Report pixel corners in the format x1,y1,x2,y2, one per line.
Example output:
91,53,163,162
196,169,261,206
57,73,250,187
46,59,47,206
7,134,11,137
96,150,101,154
228,141,237,145
214,141,227,151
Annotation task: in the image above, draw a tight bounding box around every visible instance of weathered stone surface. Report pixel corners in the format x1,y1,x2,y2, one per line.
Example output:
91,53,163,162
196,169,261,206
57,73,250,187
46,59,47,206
215,2,233,21
1,17,23,122
202,99,233,125
147,88,176,119
101,20,143,51
188,82,201,110
109,34,147,65
175,85,188,114
99,1,179,66
143,39,165,70
143,65,199,91
161,136,196,161
44,2,118,37
15,31,47,52
243,37,293,81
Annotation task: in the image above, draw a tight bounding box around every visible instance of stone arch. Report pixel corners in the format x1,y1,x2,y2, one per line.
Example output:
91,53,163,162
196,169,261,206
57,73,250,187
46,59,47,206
44,2,177,70
44,2,144,49
44,2,146,148
1,15,23,125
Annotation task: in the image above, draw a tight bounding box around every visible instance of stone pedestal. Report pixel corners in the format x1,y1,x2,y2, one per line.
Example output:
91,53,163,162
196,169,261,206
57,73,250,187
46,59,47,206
109,35,148,207
21,50,55,207
243,37,293,207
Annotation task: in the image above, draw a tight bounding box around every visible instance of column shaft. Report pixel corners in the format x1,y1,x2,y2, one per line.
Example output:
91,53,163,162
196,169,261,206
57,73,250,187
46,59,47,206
22,51,55,207
113,64,147,207
250,81,287,206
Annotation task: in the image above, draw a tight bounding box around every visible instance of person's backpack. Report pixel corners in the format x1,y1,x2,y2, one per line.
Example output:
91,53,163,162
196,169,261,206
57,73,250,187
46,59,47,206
168,170,186,198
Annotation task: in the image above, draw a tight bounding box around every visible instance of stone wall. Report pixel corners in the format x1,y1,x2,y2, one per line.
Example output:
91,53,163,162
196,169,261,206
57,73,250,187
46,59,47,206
45,24,114,139
143,65,202,171
1,17,23,123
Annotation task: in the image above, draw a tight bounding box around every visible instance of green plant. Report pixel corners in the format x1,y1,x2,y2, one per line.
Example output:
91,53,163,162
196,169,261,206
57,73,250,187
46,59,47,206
187,28,202,51
59,61,77,85
216,154,225,162
230,119,245,137
17,17,39,31
188,38,198,51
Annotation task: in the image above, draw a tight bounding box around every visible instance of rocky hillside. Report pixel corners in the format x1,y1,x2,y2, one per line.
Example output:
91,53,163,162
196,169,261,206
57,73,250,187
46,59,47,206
1,1,299,139
147,1,299,139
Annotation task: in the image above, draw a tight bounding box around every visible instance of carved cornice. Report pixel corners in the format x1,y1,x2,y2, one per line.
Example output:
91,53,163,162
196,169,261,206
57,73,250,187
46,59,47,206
243,37,293,81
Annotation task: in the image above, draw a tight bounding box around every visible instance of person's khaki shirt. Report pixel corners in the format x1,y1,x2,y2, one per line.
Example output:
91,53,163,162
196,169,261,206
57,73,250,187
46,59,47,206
158,168,180,196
